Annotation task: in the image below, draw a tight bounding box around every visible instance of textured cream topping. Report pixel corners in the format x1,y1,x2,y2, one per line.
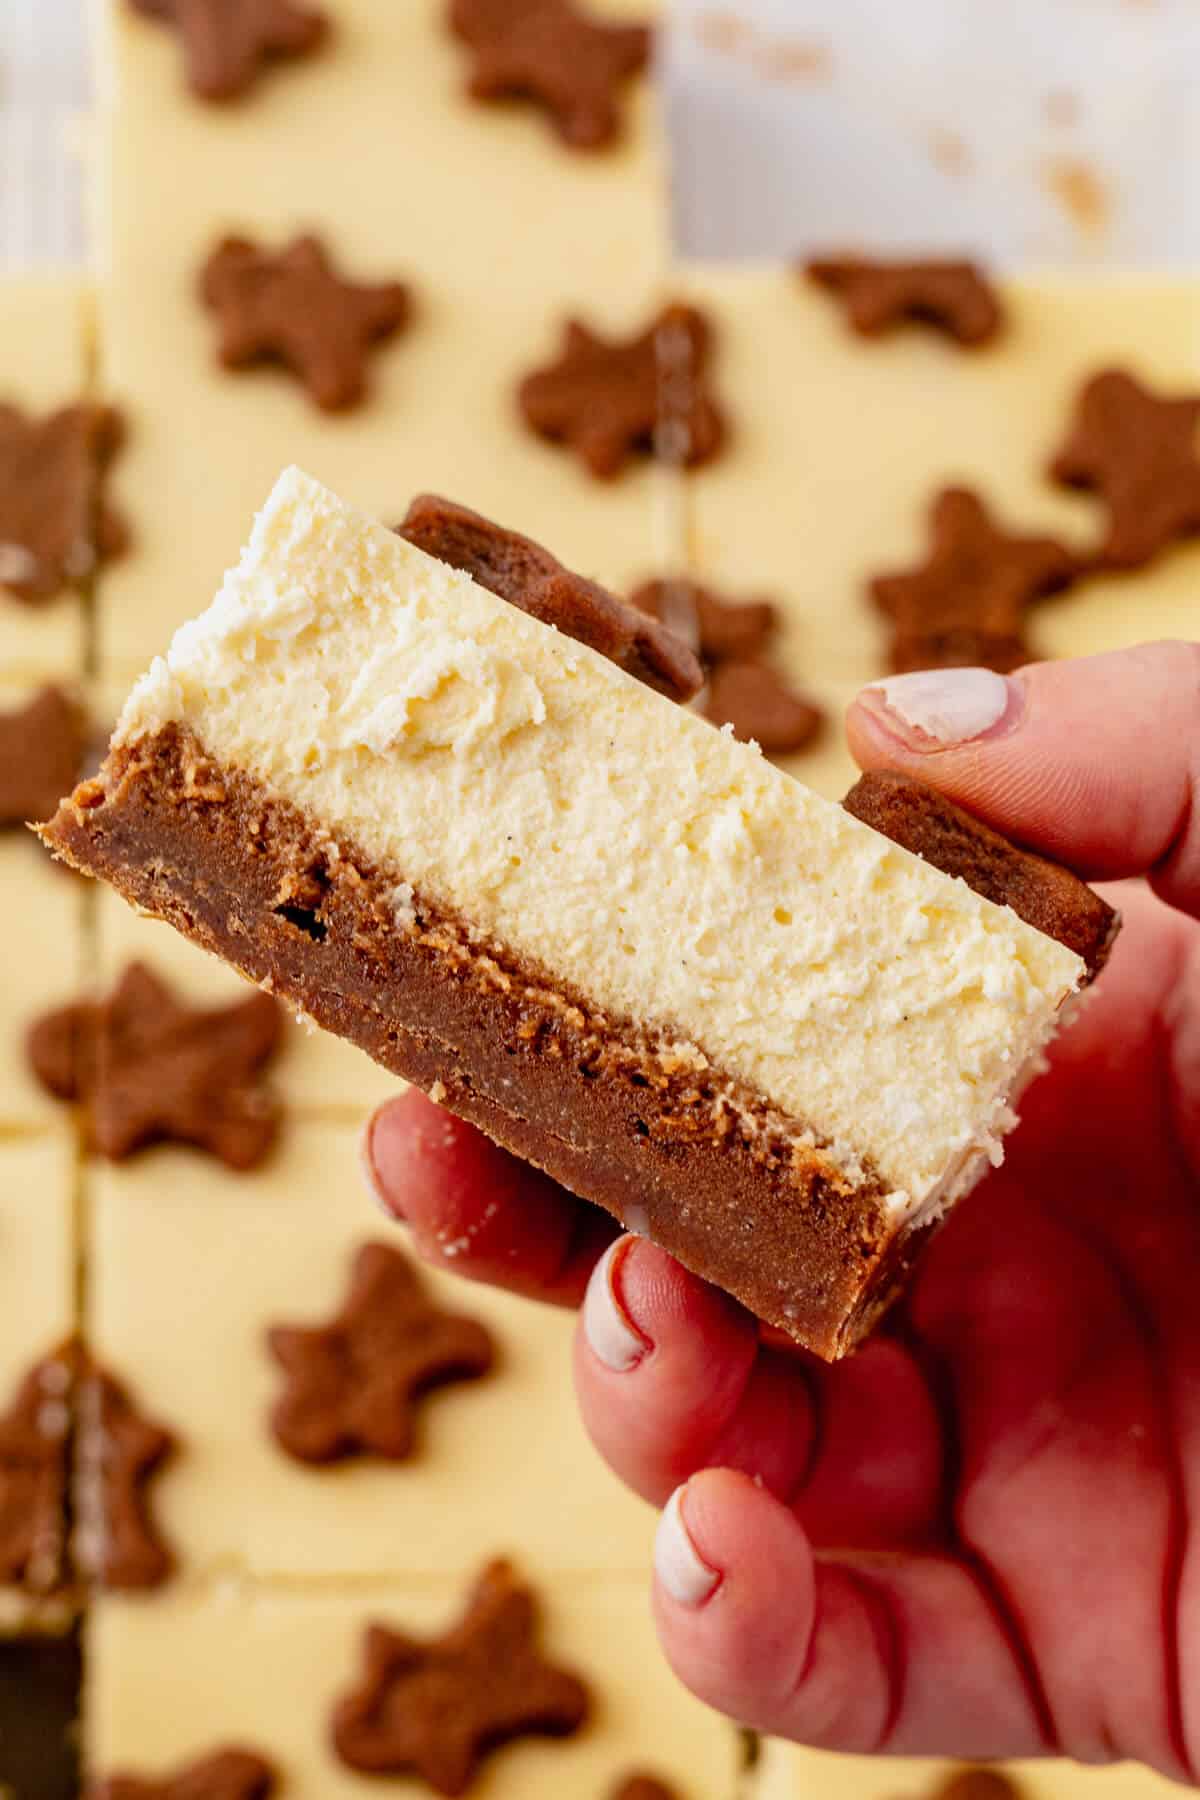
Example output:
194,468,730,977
120,469,1086,1208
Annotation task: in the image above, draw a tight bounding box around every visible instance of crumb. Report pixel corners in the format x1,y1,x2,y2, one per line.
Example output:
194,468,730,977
1044,88,1081,128
927,128,971,177
754,36,832,83
693,9,750,55
1042,156,1111,237
693,14,832,85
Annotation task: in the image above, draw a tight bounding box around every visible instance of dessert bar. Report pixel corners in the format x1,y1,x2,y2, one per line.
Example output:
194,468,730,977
45,470,1114,1357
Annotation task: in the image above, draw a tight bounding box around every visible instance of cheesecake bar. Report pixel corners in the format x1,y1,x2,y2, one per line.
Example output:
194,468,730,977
43,469,1113,1358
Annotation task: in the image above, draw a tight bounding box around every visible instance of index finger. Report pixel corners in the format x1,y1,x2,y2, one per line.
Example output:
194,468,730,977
361,1088,619,1306
845,642,1200,918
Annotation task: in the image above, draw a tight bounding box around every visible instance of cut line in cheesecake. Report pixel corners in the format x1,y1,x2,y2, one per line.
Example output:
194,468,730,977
40,470,1116,1358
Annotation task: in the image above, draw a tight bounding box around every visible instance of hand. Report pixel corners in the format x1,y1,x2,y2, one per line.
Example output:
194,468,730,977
362,642,1200,1781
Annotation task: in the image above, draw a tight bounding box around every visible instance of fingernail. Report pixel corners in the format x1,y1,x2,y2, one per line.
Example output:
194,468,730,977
861,667,1019,748
360,1112,406,1222
655,1484,721,1607
583,1238,650,1372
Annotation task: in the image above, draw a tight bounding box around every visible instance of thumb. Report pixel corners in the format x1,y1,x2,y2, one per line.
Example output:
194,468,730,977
845,641,1200,918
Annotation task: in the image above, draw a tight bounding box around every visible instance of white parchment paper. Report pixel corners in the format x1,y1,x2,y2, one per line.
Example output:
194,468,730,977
0,0,89,269
663,0,1200,268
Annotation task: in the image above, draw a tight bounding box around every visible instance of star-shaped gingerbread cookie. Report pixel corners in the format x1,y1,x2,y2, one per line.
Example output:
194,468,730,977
76,1354,177,1592
0,403,127,603
332,1560,589,1793
0,1345,74,1599
519,304,725,479
632,578,823,754
806,256,1004,346
448,0,651,149
128,0,329,102
399,494,702,701
704,659,823,753
268,1241,495,1465
670,581,775,663
27,961,284,1169
870,487,1078,674
1050,367,1200,569
0,687,88,830
200,235,411,413
929,1773,1024,1800
88,1746,277,1800
611,1776,680,1800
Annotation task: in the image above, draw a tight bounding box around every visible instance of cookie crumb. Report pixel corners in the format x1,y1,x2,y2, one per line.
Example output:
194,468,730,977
1042,156,1110,237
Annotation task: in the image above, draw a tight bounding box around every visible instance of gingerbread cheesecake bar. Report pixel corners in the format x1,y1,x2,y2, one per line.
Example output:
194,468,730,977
42,469,1114,1357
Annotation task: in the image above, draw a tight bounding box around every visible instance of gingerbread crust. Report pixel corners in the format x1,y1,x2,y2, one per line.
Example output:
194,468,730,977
42,724,918,1360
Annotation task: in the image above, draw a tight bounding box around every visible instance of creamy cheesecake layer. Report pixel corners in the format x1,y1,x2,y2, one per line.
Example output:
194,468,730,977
117,469,1086,1213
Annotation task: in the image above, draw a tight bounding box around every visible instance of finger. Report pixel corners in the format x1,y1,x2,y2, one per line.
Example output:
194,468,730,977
362,1090,617,1306
1168,922,1200,1176
845,642,1200,915
577,1239,943,1547
651,1468,1047,1758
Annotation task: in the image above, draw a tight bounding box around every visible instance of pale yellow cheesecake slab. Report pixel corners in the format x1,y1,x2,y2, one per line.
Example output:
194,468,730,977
678,268,1200,798
88,1576,743,1797
755,1737,1185,1800
93,0,675,675
88,1123,655,1581
0,1136,77,1633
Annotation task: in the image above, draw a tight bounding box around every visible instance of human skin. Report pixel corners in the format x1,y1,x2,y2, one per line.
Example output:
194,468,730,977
363,641,1200,1783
